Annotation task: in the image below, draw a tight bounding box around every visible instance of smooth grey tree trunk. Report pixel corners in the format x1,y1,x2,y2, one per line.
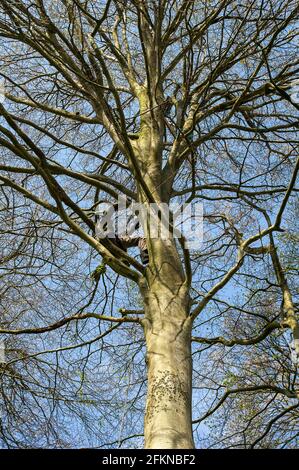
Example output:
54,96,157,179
143,315,194,448
140,238,194,448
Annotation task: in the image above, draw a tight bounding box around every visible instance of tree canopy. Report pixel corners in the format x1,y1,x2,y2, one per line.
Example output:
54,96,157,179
0,0,298,448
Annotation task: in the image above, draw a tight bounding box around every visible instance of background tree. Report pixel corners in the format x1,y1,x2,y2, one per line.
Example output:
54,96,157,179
0,0,298,449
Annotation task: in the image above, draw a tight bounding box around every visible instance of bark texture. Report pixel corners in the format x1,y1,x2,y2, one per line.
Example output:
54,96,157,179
140,239,194,449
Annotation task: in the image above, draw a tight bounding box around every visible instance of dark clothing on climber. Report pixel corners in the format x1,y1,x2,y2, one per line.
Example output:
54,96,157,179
97,203,149,265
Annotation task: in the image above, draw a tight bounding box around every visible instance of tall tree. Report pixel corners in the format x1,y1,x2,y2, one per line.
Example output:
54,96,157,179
0,0,298,448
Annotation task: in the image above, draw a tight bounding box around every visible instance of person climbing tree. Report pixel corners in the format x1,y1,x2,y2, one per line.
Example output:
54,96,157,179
96,201,149,266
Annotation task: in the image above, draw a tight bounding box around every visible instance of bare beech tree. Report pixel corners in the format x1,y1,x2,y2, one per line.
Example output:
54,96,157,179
0,0,298,449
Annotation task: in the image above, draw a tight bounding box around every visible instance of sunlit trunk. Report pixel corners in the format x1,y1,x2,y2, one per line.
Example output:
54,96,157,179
140,239,194,449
